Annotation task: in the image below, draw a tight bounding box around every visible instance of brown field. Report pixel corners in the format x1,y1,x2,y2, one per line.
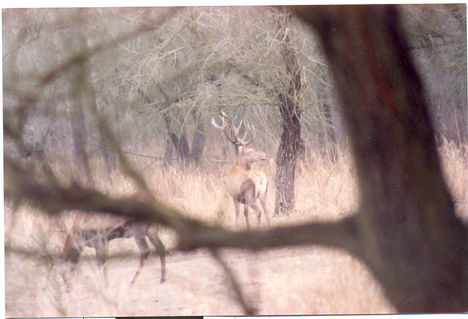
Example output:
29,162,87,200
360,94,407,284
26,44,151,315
5,142,468,317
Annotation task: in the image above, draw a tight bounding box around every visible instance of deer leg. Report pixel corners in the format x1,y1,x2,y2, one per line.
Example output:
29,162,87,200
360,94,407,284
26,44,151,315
147,233,167,283
130,236,150,285
94,239,108,265
61,234,82,292
232,197,240,227
94,239,109,286
61,259,78,292
259,196,271,226
61,261,78,293
63,233,82,264
250,203,262,225
243,204,250,229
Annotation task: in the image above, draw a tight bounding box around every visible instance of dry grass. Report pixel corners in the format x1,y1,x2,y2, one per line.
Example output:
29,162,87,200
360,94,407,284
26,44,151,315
5,142,467,316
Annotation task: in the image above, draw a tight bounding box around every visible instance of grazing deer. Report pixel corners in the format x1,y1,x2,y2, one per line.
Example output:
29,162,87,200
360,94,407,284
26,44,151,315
62,215,166,287
212,113,271,228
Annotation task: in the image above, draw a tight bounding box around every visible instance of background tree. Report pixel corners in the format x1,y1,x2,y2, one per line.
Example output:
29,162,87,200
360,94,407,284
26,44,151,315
274,12,304,215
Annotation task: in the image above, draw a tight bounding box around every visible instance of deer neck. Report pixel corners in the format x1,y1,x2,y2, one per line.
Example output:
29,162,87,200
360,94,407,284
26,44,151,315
235,155,251,170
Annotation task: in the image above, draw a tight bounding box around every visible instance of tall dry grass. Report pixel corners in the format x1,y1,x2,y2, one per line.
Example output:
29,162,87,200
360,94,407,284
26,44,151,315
4,142,467,316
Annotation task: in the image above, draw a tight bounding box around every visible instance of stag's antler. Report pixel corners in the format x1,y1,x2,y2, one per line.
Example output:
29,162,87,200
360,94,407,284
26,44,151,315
238,123,254,146
211,112,253,146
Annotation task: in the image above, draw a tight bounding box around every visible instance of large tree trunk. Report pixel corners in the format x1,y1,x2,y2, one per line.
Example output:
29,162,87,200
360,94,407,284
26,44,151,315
163,112,191,167
295,5,467,312
68,96,92,184
67,10,93,185
99,131,117,175
274,15,304,215
96,97,117,175
166,129,191,166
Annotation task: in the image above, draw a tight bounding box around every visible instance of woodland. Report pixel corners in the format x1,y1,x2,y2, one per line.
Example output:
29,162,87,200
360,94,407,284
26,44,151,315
3,5,467,316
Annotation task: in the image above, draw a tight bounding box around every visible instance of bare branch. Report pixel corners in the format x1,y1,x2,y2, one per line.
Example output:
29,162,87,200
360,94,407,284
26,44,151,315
180,215,360,255
4,155,192,231
5,152,361,256
39,8,179,87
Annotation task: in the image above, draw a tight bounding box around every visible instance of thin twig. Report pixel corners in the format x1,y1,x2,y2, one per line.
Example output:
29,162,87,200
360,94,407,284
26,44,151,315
5,154,362,255
4,8,179,159
39,8,179,87
209,248,257,315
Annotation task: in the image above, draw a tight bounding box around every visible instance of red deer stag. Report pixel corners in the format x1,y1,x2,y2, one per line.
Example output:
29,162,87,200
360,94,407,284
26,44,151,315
212,112,271,228
62,214,166,287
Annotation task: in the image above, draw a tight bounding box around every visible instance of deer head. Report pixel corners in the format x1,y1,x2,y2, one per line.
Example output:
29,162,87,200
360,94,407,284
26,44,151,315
211,112,267,169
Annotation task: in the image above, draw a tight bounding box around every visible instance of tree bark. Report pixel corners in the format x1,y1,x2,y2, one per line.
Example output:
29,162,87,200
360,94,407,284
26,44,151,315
99,130,117,175
274,15,304,215
68,97,92,184
166,129,191,166
159,101,205,167
295,5,467,313
97,97,117,175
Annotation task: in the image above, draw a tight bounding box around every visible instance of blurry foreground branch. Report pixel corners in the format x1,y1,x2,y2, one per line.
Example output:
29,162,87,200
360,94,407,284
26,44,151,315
5,154,360,253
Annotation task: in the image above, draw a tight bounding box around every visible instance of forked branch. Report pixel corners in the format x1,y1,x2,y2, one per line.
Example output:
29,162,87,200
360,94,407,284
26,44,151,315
5,154,361,256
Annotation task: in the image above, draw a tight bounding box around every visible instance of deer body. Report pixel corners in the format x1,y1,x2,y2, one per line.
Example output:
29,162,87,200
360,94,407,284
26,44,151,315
62,217,166,287
212,113,271,228
226,157,266,201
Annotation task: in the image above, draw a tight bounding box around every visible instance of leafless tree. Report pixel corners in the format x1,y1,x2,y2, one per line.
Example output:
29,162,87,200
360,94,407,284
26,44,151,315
274,12,304,215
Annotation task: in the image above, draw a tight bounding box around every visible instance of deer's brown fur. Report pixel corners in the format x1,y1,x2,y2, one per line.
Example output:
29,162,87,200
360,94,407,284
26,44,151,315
212,113,271,228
